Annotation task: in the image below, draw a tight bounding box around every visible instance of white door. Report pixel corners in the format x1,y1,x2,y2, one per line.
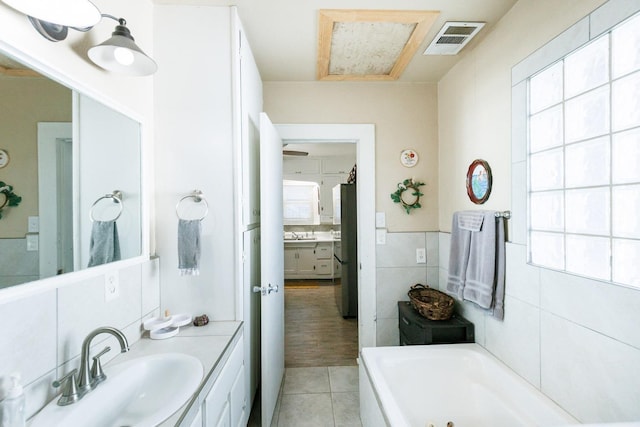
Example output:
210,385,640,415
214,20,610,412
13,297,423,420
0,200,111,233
258,113,284,427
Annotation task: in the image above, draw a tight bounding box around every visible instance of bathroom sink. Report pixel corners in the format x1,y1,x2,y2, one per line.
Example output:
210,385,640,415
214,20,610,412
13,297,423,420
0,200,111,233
31,353,203,427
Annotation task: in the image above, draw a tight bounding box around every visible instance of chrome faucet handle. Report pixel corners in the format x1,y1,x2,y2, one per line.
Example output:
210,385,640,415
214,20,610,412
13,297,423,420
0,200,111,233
53,369,82,406
90,346,111,386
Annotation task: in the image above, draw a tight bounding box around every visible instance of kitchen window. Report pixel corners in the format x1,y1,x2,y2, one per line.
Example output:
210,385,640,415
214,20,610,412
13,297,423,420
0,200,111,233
282,180,320,225
527,11,640,287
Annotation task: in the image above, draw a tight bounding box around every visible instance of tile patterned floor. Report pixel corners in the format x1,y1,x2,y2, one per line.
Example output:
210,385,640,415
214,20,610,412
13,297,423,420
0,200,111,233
249,282,362,426
273,366,362,427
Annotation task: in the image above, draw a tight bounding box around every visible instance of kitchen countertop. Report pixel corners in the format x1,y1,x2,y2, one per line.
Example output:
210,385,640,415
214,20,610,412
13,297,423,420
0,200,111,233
283,232,340,243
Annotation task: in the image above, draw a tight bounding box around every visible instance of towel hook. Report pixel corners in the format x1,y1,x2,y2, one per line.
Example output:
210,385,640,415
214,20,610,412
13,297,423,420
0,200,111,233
90,190,123,222
176,190,208,221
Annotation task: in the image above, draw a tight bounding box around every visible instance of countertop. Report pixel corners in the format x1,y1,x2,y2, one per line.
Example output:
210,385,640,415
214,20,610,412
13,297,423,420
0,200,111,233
283,232,340,243
108,321,242,427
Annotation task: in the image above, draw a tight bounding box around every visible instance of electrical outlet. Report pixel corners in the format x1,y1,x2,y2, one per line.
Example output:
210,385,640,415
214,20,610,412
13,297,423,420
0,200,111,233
416,248,426,264
104,271,120,302
26,234,39,251
376,228,387,245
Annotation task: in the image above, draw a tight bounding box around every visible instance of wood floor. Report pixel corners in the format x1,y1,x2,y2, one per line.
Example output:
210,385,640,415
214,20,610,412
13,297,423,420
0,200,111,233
285,279,358,368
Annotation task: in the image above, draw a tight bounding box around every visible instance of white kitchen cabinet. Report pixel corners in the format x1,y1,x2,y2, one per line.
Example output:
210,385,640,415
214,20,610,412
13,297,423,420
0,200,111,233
204,338,245,427
319,175,344,223
322,156,355,174
283,158,321,174
284,243,317,278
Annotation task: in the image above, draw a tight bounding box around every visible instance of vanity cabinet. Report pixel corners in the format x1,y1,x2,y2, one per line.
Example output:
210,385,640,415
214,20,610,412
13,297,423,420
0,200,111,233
203,338,245,427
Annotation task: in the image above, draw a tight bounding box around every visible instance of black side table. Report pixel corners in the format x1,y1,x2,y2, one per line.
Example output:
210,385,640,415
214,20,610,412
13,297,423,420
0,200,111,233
398,301,475,345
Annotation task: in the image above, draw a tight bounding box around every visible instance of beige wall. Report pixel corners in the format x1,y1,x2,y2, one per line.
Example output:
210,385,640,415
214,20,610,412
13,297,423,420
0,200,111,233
0,76,71,237
264,81,439,232
438,0,607,231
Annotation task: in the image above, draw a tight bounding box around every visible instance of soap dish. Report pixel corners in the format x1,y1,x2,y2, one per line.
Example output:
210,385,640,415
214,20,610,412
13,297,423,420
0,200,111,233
143,317,173,331
150,326,179,340
170,314,192,328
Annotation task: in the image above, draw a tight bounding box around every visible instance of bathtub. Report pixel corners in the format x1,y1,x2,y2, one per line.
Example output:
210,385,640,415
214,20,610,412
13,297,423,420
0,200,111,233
359,344,579,427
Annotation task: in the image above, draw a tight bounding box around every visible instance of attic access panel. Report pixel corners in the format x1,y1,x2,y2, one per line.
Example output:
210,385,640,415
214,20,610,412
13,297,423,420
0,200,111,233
317,9,439,81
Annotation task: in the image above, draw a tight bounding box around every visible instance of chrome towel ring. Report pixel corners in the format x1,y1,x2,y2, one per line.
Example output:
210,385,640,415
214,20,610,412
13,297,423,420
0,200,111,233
176,190,208,220
90,190,123,222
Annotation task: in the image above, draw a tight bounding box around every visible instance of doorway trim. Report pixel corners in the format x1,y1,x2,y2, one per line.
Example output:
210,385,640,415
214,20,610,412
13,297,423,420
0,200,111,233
275,123,376,350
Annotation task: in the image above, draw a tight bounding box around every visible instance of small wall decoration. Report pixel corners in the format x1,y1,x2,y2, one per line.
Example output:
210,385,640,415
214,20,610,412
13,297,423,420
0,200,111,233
0,149,9,168
466,159,492,204
400,149,418,167
390,178,425,214
0,181,22,219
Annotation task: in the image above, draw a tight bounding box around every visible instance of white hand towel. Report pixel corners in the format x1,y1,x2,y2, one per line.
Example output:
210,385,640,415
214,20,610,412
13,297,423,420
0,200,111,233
178,219,202,276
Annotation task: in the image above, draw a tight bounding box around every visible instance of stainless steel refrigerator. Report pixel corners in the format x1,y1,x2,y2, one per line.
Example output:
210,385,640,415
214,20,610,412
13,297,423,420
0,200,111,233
334,183,357,318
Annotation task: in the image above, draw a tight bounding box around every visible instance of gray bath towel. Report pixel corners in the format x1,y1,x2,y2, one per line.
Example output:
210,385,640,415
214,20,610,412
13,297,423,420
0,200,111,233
88,220,121,267
462,211,499,309
178,219,202,276
490,217,506,320
446,211,506,320
446,212,472,300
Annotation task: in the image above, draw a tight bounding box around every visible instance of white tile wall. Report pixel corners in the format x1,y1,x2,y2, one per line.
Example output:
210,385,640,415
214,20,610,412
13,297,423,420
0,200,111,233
375,232,438,346
0,257,160,420
541,312,640,422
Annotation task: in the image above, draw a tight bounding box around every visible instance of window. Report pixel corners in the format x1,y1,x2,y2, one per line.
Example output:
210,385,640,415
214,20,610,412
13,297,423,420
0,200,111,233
528,12,640,287
282,180,320,225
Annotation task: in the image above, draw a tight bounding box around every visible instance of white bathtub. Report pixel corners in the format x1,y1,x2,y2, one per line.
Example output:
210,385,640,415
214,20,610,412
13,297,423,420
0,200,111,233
359,344,579,427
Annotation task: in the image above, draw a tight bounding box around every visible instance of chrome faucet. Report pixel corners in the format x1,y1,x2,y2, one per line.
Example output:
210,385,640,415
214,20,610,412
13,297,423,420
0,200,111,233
52,326,129,406
77,327,129,395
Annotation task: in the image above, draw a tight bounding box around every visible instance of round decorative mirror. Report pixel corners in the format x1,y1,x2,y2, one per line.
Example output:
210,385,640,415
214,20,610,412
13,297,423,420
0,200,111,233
466,159,492,204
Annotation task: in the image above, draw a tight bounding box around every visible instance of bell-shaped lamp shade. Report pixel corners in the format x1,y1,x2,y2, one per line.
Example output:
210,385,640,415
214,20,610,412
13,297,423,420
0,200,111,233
88,22,157,76
1,0,100,28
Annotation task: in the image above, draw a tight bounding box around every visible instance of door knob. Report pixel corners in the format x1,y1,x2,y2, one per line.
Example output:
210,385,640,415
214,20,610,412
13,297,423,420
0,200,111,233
267,284,279,294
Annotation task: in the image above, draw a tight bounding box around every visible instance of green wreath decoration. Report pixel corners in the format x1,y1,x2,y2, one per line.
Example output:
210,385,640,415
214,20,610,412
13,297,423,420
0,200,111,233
390,178,425,214
0,182,22,219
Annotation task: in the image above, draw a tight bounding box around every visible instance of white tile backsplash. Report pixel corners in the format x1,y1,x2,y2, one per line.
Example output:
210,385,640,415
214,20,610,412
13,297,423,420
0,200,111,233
0,258,159,421
375,267,427,320
541,312,640,423
0,290,56,385
375,318,399,347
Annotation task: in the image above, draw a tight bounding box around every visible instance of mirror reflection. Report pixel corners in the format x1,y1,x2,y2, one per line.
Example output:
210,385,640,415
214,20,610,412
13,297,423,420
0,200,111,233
0,51,142,289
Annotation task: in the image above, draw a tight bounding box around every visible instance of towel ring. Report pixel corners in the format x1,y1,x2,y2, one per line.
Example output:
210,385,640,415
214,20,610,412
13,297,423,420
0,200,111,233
90,190,123,222
176,190,208,221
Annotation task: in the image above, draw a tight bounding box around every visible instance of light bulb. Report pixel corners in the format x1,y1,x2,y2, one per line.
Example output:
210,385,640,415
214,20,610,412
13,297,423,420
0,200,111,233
114,47,135,66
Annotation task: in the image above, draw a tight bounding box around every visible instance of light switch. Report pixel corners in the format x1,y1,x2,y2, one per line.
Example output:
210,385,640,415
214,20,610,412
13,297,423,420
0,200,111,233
28,216,39,233
375,212,386,228
376,228,387,245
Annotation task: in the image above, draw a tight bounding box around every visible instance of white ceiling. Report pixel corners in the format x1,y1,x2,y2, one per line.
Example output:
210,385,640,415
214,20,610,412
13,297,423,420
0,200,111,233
154,0,518,82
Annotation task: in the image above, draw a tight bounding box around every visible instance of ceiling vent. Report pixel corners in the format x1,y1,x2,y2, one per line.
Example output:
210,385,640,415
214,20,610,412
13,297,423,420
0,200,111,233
423,21,485,55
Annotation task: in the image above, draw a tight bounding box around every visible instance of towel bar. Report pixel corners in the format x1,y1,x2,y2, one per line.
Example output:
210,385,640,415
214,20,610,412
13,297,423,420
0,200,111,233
90,190,123,222
176,190,208,220
494,210,511,219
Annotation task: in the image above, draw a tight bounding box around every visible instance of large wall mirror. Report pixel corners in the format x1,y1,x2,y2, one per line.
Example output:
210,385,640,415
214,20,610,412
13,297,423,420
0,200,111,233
0,49,142,290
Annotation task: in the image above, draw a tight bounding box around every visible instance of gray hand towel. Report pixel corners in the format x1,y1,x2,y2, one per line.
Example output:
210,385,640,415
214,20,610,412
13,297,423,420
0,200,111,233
462,211,498,309
88,220,121,267
178,219,202,276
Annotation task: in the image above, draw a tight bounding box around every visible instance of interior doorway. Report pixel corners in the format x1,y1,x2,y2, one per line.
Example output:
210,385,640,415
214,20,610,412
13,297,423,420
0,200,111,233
276,124,377,352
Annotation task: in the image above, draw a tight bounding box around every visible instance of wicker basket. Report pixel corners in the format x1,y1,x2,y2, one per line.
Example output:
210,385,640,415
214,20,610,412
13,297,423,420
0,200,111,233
408,284,455,321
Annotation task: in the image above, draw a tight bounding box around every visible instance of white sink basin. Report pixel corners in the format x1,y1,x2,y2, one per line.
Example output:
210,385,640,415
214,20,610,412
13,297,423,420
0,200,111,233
31,353,203,427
